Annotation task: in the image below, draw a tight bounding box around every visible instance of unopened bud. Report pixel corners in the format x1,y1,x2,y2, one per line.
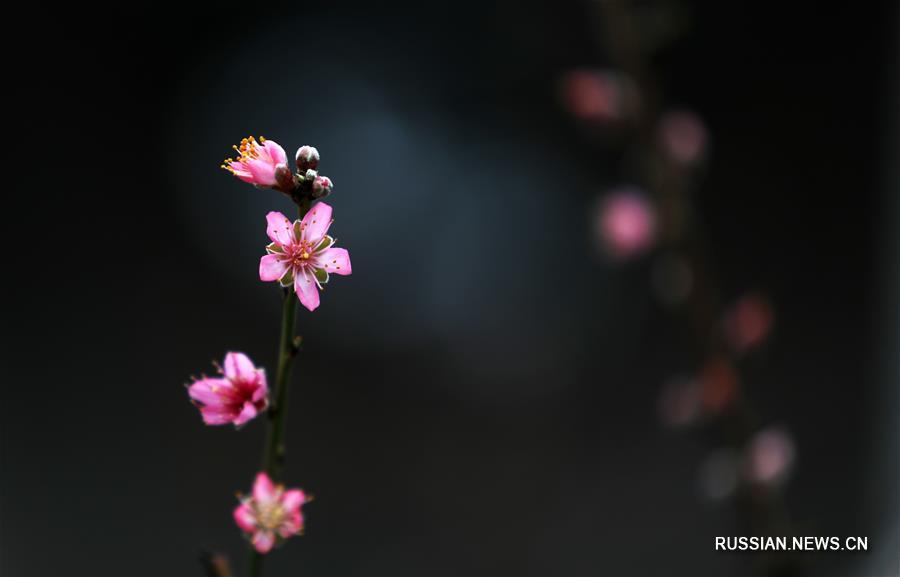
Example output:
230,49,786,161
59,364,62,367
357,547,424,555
312,175,333,198
274,164,294,191
295,146,320,171
304,169,318,181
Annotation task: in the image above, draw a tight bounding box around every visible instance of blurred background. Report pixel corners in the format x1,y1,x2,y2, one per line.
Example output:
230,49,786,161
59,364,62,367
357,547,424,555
4,1,898,575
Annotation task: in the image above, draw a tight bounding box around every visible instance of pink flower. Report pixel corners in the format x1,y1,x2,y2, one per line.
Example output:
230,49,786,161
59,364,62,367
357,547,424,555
658,110,708,165
723,293,774,353
596,189,657,260
259,202,352,312
187,352,268,427
234,472,309,554
744,427,795,485
559,69,637,123
222,136,289,187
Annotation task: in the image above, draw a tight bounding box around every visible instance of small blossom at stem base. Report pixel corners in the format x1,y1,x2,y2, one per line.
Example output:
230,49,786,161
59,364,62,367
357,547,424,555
234,473,309,554
187,352,268,427
259,202,352,312
221,136,289,188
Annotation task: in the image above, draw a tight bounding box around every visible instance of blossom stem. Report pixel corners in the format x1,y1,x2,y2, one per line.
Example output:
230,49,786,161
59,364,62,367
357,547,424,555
249,200,310,577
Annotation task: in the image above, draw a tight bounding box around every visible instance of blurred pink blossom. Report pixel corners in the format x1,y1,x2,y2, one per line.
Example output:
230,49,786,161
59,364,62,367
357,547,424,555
188,352,268,427
259,202,352,312
658,110,708,165
222,136,289,187
657,376,701,428
698,357,739,415
596,189,657,260
560,69,636,123
745,427,795,485
234,472,308,554
724,293,775,353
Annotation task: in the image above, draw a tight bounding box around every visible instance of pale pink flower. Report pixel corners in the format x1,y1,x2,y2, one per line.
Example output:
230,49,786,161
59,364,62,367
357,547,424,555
658,110,708,165
724,293,774,353
559,69,637,123
187,352,268,427
259,202,352,312
744,427,795,485
234,472,309,554
222,136,289,187
596,189,657,260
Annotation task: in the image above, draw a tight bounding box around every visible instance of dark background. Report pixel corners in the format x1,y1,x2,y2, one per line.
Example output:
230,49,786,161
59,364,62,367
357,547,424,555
4,1,898,575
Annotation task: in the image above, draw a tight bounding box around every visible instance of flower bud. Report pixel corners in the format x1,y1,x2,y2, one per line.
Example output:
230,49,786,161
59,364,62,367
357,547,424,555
295,145,320,171
274,164,294,191
312,175,333,199
304,169,318,181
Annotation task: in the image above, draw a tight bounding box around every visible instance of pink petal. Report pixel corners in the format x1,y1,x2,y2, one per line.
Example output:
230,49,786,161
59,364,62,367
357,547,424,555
246,158,277,186
252,530,276,554
266,212,295,246
280,489,306,513
253,473,277,503
278,514,302,538
187,378,233,406
233,503,257,533
294,268,320,312
251,374,269,404
228,161,255,183
299,202,333,244
233,402,259,426
224,352,257,383
315,247,352,276
199,405,237,425
263,140,288,166
259,254,290,282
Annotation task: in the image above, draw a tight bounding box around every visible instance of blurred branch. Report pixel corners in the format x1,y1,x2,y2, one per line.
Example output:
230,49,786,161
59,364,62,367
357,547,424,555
590,1,800,575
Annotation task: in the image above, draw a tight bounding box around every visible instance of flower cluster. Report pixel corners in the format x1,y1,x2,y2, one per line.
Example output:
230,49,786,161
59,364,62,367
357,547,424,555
185,139,350,564
222,138,334,200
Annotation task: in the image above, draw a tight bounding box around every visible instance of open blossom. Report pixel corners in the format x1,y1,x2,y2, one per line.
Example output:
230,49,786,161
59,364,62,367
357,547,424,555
259,202,352,312
234,472,308,554
222,136,289,187
596,188,657,260
187,352,268,427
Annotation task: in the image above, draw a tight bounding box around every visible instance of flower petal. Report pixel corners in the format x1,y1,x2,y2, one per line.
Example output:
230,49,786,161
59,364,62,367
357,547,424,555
259,254,290,282
281,489,306,513
252,530,276,554
233,402,259,426
246,158,277,186
278,513,303,538
294,268,320,312
266,212,295,246
298,202,333,244
315,247,352,276
199,405,237,425
187,378,233,406
253,473,278,503
233,503,257,533
224,352,257,383
263,140,288,166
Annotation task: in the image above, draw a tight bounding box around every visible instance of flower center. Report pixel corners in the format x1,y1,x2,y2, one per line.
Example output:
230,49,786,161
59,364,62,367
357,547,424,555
290,241,315,267
221,135,268,172
254,500,286,530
